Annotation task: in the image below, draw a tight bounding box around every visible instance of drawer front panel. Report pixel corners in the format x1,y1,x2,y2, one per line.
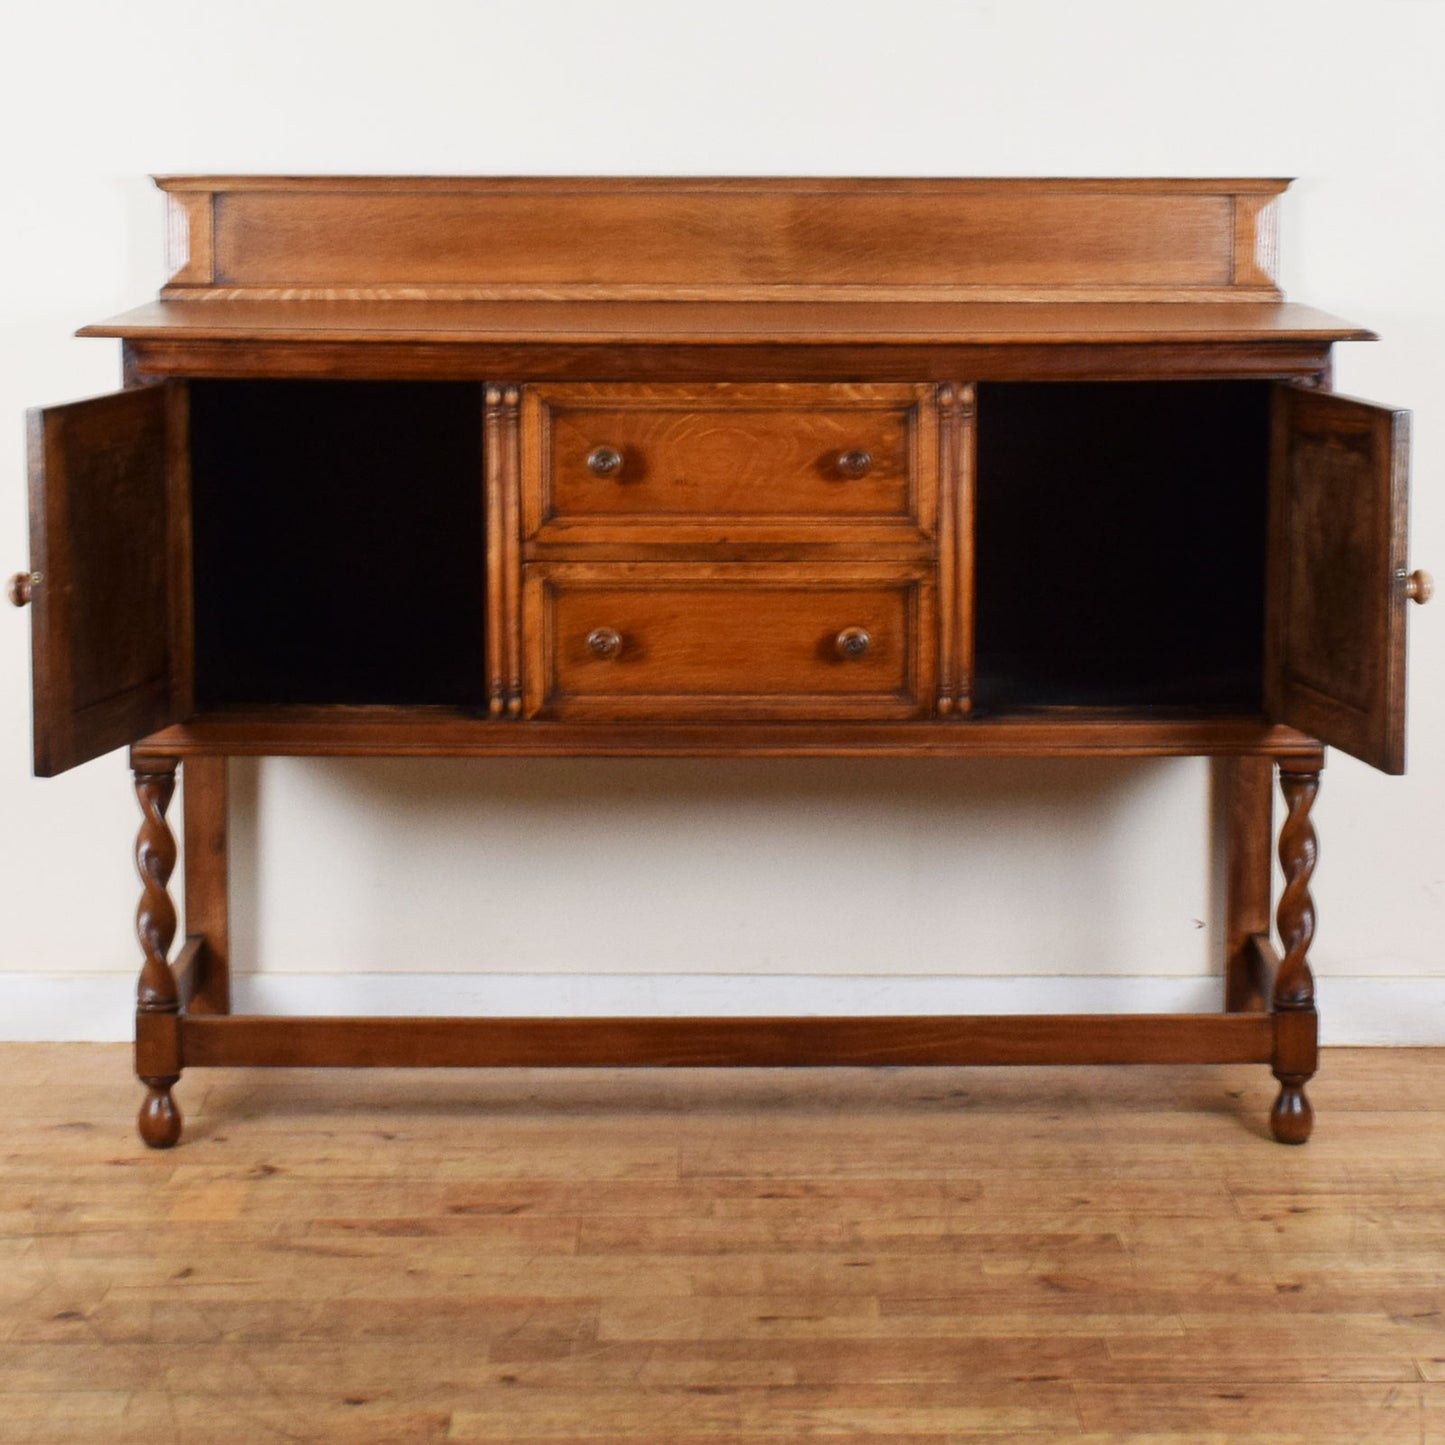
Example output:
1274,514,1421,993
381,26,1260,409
523,383,936,546
526,563,935,719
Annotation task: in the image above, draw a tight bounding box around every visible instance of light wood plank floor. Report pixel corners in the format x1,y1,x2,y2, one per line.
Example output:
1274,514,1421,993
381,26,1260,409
2,1044,1443,1442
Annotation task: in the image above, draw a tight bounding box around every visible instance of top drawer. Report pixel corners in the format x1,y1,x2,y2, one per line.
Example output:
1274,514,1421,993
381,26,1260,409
521,383,938,548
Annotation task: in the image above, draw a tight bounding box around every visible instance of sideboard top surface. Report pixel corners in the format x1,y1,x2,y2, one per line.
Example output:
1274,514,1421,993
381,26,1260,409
82,299,1371,347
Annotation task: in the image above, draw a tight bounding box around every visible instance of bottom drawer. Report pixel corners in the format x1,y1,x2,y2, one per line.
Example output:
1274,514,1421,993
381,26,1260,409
525,563,935,720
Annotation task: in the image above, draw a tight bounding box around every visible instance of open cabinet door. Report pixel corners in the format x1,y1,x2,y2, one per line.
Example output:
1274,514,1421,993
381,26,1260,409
23,384,191,777
1265,385,1411,774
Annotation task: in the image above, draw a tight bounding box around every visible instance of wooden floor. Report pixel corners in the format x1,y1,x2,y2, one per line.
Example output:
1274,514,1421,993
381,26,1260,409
3,1045,1443,1443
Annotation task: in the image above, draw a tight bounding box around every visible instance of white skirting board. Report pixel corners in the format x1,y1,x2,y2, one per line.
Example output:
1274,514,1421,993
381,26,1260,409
3,972,1443,1046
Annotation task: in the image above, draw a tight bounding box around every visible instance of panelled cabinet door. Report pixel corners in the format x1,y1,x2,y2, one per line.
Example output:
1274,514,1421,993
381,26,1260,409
22,384,191,776
1265,385,1411,774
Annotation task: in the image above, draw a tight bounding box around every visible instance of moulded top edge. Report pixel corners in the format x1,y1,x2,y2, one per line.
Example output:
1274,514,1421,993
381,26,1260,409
150,174,1296,195
75,299,1375,347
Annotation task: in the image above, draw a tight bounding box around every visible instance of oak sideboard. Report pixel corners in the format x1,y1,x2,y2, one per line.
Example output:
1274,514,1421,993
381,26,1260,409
10,176,1430,1146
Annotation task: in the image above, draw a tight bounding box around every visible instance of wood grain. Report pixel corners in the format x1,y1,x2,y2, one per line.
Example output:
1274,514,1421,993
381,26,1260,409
1216,755,1273,1011
1265,386,1412,773
147,176,1290,303
177,1013,1275,1071
934,382,975,715
484,384,524,717
132,757,182,1148
23,385,187,776
522,382,936,548
2,1042,1443,1442
133,710,1323,760
180,757,229,1014
523,562,935,721
86,297,1373,345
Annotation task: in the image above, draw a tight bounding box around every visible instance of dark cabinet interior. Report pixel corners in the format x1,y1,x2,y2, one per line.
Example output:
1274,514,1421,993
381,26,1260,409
190,380,486,708
973,381,1271,711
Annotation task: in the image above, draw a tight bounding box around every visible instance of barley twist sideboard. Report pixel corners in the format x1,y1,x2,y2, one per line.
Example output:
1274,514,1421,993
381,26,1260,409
9,177,1430,1146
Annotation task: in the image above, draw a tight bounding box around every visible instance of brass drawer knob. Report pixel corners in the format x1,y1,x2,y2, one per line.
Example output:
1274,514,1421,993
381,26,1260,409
587,626,624,659
834,626,872,660
586,445,625,478
1405,569,1433,604
835,448,873,479
7,571,40,607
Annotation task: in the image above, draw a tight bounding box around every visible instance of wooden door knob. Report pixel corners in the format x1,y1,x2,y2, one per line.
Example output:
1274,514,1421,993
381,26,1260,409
7,571,39,607
834,626,872,659
586,446,625,478
835,448,873,479
1405,569,1433,604
587,627,624,659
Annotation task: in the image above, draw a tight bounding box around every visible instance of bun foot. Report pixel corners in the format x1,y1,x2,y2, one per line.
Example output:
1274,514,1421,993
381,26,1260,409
1270,1075,1314,1144
138,1077,182,1148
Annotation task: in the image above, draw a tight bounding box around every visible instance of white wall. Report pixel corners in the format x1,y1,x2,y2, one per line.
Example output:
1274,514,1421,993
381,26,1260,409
2,0,1442,1043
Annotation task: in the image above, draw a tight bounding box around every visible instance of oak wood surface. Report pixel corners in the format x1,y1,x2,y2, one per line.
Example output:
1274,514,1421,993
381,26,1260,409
522,382,936,548
3,1043,1442,1442
22,385,189,776
1265,387,1412,773
147,176,1289,303
524,563,934,721
1269,761,1323,1144
180,758,229,1015
84,298,1372,345
1216,756,1274,1012
483,385,523,717
938,383,976,715
131,711,1323,760
119,337,1343,387
132,760,182,1148
177,1013,1275,1071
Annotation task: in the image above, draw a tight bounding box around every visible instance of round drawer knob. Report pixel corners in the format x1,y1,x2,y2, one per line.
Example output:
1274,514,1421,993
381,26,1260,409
7,571,39,607
834,626,872,660
586,446,625,478
1405,569,1434,604
835,448,873,479
587,627,624,659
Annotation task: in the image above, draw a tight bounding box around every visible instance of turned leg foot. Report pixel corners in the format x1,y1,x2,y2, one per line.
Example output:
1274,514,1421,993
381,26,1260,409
138,1076,182,1148
1270,1073,1314,1144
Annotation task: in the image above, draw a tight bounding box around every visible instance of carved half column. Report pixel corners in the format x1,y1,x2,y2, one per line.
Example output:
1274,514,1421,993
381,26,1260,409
484,384,523,717
1270,756,1323,1144
134,757,182,1147
934,382,975,716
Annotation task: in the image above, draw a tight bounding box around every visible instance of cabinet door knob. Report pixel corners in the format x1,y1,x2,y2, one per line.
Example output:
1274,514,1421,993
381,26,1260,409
7,571,39,607
586,446,625,478
835,448,873,479
834,626,872,660
587,627,624,659
1405,569,1433,604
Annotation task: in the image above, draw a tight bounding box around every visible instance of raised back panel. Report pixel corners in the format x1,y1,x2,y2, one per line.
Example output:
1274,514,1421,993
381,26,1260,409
157,176,1287,303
